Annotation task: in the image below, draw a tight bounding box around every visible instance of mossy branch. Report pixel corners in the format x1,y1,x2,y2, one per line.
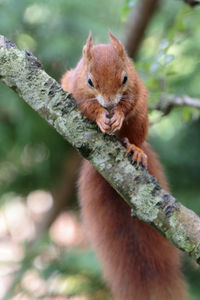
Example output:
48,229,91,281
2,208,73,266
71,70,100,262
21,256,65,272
1,35,200,264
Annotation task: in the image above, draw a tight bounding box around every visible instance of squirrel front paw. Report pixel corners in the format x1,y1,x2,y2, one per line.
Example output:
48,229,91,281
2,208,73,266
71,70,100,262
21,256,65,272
96,106,124,134
96,109,111,133
110,107,125,133
123,137,148,169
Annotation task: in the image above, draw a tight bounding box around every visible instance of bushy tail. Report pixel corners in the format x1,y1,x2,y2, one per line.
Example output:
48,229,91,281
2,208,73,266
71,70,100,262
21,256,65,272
78,143,187,300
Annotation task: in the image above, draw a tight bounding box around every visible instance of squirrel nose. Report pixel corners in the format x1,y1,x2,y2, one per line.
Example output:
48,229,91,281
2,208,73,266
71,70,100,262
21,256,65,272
105,103,115,110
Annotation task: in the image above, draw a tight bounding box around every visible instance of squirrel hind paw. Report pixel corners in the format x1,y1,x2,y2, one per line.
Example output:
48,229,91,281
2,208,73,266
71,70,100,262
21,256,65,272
122,138,148,169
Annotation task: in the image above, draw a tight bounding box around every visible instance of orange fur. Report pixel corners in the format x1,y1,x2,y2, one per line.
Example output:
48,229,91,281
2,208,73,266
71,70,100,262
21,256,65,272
61,32,187,299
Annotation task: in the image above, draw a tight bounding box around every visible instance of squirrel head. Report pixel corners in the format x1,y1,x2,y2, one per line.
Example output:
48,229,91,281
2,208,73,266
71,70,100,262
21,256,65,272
81,31,134,110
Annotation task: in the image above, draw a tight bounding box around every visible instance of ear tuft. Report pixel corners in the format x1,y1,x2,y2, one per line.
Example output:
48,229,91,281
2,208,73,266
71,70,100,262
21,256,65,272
83,31,93,61
108,30,125,58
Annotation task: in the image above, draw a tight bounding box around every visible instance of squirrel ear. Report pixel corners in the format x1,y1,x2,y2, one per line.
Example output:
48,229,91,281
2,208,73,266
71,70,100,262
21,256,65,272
83,32,93,61
108,30,125,58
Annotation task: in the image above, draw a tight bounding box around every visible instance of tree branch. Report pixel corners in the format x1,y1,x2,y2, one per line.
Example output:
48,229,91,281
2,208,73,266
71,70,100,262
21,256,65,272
150,95,200,116
184,0,200,7
124,0,160,60
124,0,200,60
1,35,200,264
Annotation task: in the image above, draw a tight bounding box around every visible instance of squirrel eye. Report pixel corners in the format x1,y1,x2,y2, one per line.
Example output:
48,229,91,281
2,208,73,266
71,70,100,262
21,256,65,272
88,77,94,88
122,74,128,85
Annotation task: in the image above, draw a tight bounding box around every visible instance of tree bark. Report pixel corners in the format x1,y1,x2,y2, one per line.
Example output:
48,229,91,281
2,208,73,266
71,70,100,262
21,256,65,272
1,35,200,264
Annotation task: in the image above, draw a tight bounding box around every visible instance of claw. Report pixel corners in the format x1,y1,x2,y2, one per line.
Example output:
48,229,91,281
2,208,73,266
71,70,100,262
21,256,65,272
122,138,148,168
110,107,124,133
96,109,111,133
96,106,125,134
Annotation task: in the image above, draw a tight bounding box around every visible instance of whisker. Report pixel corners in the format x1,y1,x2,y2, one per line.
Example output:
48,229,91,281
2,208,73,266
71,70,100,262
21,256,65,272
77,94,139,105
121,95,130,100
85,97,97,101
121,93,139,101
78,97,97,104
120,95,130,101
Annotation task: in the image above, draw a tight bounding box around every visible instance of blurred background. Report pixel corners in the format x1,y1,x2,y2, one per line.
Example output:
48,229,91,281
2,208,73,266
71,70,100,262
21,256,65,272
0,0,200,299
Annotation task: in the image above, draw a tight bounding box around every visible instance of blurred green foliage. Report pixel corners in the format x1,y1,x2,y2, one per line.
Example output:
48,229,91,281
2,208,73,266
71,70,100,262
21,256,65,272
0,0,200,299
0,0,122,197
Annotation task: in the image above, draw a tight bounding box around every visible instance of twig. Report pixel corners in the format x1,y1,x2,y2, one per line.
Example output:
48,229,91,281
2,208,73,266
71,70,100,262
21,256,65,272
151,95,200,116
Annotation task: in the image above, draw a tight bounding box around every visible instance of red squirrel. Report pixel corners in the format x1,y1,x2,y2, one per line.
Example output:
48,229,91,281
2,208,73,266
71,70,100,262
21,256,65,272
61,32,187,300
